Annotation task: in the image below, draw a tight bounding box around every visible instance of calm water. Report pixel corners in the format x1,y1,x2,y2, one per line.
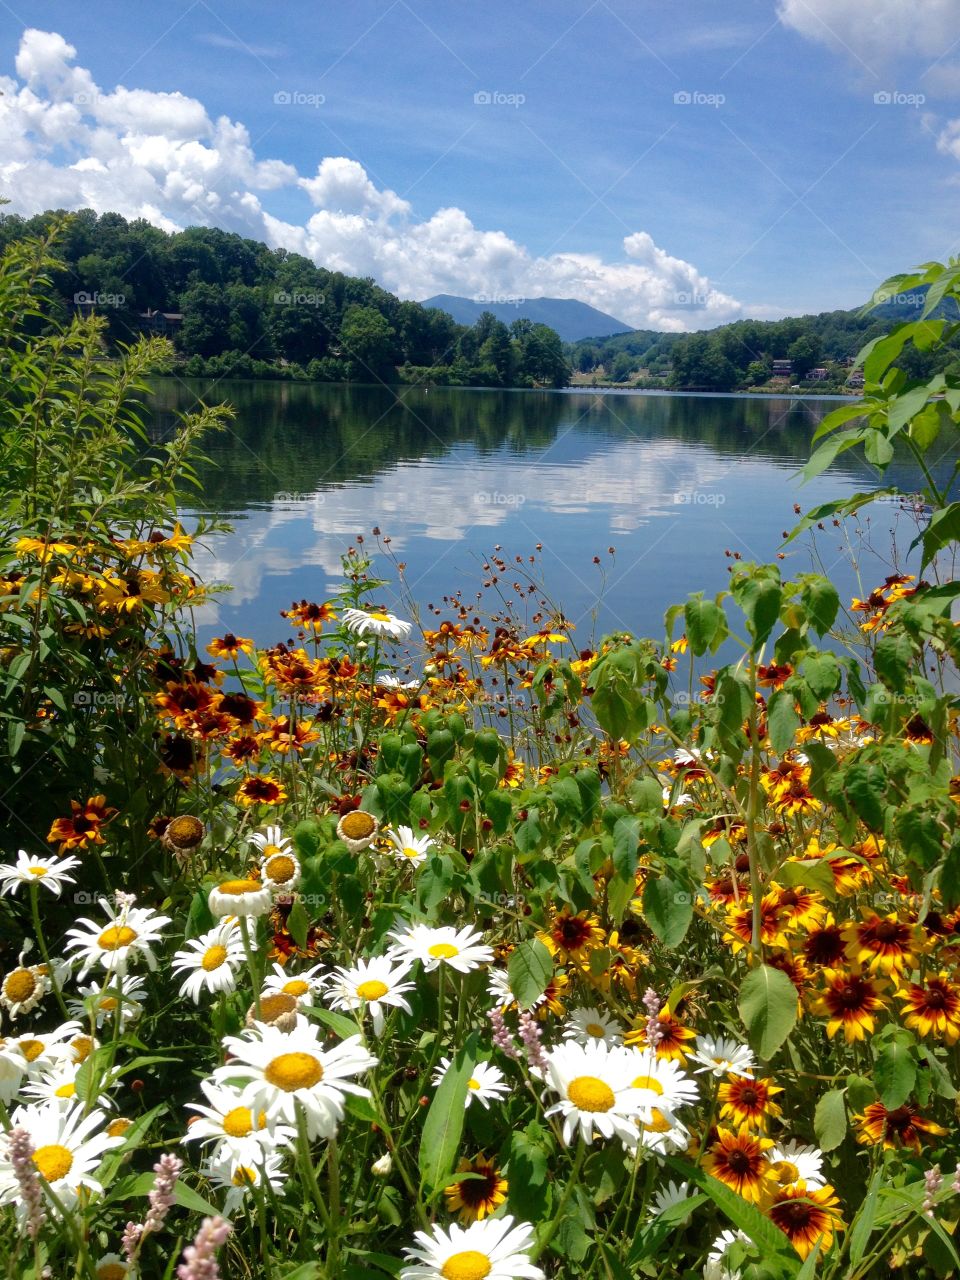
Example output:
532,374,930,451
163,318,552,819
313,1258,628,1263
148,380,933,648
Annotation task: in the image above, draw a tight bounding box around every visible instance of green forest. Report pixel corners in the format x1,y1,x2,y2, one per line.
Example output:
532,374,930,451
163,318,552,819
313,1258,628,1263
0,208,570,389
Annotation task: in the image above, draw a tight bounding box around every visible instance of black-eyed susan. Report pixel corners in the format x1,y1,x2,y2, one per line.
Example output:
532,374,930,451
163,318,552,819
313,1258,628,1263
898,974,960,1044
541,908,605,963
206,633,254,660
815,969,887,1042
769,1181,843,1259
855,1100,948,1152
47,796,117,853
802,916,847,969
235,775,287,808
444,1154,509,1224
625,1009,696,1062
702,1125,773,1202
844,912,918,979
718,1075,783,1130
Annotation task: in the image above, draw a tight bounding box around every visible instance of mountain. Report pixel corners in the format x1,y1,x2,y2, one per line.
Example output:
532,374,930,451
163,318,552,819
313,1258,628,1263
421,294,632,342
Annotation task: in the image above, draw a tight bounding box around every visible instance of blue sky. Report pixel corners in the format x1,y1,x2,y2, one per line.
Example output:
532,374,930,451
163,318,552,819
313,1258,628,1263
1,0,959,328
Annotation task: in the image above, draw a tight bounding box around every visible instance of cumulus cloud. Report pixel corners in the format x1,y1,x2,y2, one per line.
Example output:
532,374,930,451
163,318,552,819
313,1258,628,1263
777,0,960,63
0,27,746,329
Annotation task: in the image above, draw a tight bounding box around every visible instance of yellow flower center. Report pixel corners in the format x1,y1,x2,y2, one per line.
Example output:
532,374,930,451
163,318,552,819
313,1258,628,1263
467,1078,481,1090
33,1144,73,1182
264,1051,324,1091
232,1165,257,1186
631,1074,664,1095
368,611,392,623
282,979,310,997
98,996,119,1012
585,1022,607,1039
428,943,459,960
339,811,377,839
260,992,297,1021
98,925,137,951
3,969,37,1002
567,1075,616,1113
440,1251,492,1280
217,879,261,896
54,1082,76,1099
166,815,205,849
28,866,48,877
97,1264,128,1280
356,979,389,1000
107,1118,133,1138
19,1038,45,1062
223,1106,255,1137
402,846,422,860
774,1159,800,1185
202,945,229,972
71,1035,94,1062
265,855,296,883
643,1108,671,1133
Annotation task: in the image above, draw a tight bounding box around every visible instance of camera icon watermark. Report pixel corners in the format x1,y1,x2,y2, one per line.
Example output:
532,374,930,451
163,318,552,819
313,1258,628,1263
273,290,325,306
74,290,126,308
473,90,526,108
873,90,925,107
673,491,726,507
273,90,326,108
673,90,725,108
474,491,526,507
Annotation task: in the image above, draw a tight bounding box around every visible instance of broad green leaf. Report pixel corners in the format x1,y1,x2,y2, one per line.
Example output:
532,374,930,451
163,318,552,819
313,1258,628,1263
767,689,800,755
813,1088,847,1152
848,1168,882,1269
507,938,553,1009
642,875,693,949
921,502,960,569
684,595,724,655
800,576,840,636
738,964,797,1060
874,1038,916,1110
419,1036,476,1192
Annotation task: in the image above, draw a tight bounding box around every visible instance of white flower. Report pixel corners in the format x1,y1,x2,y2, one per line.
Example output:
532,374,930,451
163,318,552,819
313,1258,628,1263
0,958,50,1020
689,1034,756,1079
400,1215,544,1280
647,1178,693,1221
629,1052,699,1128
0,1102,121,1211
20,1060,115,1111
563,1006,623,1047
486,968,545,1013
261,962,327,1007
9,1022,84,1081
542,1041,642,1147
64,897,170,978
704,1229,751,1280
215,1021,377,1140
432,1057,508,1110
250,826,291,858
389,923,493,974
343,608,412,641
172,921,246,1003
376,672,420,690
325,956,415,1035
208,877,272,919
205,1147,288,1215
93,1254,128,1280
768,1141,826,1189
184,1079,294,1166
336,810,380,853
251,828,301,894
0,851,81,897
384,826,434,869
372,1150,393,1176
68,975,147,1030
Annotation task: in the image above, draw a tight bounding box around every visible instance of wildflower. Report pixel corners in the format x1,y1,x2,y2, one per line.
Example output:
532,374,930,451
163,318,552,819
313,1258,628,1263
206,634,254,660
705,1229,752,1280
162,815,205,853
647,1179,693,1222
0,1102,121,1212
541,908,605,963
542,1041,643,1146
844,912,918,978
282,600,337,632
205,1150,287,1214
176,1215,232,1280
385,825,435,868
208,877,272,919
899,974,960,1044
246,992,299,1033
235,775,287,807
689,1034,756,1079
389,924,493,974
518,1010,549,1074
563,1006,623,1047
343,607,412,641
172,921,246,1003
629,1052,699,1148
433,1058,508,1109
325,956,415,1034
718,1075,783,1130
64,898,170,978
444,1153,508,1223
256,832,302,895
68,975,146,1030
487,1006,519,1059
769,1141,826,1189
855,1100,948,1152
261,961,326,1006
0,851,81,898
0,959,50,1020
337,810,380,853
215,1021,377,1140
815,969,887,1042
769,1181,843,1259
923,1165,942,1218
6,1126,45,1239
703,1125,774,1202
625,1008,696,1061
125,1152,181,1257
184,1080,294,1164
47,796,116,852
802,917,847,969
372,1151,393,1176
400,1215,544,1280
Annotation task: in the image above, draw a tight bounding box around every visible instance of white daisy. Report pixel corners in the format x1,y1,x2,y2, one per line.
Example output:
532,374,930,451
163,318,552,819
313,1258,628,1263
389,923,493,974
647,1179,693,1221
375,672,420,690
261,962,326,1007
20,1060,116,1111
336,810,380,853
432,1057,508,1110
250,828,301,895
204,1148,288,1215
93,1254,129,1280
0,851,81,898
705,1229,752,1280
542,1041,642,1147
0,1102,121,1211
208,877,272,919
401,1215,544,1280
768,1141,826,1189
184,1079,295,1165
249,826,291,858
0,958,50,1020
64,1030,99,1067
384,826,434,869
325,956,415,1035
629,1052,699,1126
563,1006,624,1047
343,607,412,641
64,897,170,978
0,1040,26,1102
486,968,545,1013
689,1034,756,1079
215,1021,378,1140
10,1022,83,1081
68,975,147,1030
172,921,246,1003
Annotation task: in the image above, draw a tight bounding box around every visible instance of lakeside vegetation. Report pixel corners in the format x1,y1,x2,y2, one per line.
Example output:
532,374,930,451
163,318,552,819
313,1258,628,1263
1,222,960,1280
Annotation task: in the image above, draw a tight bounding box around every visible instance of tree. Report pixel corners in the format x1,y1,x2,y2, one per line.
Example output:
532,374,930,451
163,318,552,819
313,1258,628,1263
788,334,822,379
339,305,398,382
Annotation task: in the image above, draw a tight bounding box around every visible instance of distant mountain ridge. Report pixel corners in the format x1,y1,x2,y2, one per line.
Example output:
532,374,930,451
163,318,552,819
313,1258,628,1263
421,293,632,341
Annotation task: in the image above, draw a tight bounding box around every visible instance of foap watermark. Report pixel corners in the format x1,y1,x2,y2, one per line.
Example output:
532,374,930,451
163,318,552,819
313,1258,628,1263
874,90,925,108
274,490,324,504
75,290,126,308
674,90,725,108
73,91,108,109
673,490,726,507
475,491,526,507
74,690,124,708
673,290,710,309
473,90,526,108
274,89,326,108
474,292,526,307
273,290,325,307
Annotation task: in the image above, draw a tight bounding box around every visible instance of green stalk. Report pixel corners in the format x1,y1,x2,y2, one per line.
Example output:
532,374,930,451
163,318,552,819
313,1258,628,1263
29,883,70,1020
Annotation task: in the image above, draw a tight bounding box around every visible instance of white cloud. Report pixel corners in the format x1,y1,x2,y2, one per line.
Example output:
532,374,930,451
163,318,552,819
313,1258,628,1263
777,0,960,63
0,27,747,330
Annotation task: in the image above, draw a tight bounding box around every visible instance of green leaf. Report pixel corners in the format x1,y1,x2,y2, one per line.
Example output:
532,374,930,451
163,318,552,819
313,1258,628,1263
921,503,960,570
800,652,840,701
800,577,840,636
286,895,310,952
874,632,915,690
813,1089,847,1152
843,762,887,831
507,938,553,1009
767,690,800,755
848,1168,882,1269
419,1036,476,1193
612,815,640,880
642,875,693,949
738,964,797,1060
874,1038,917,1110
684,595,724,655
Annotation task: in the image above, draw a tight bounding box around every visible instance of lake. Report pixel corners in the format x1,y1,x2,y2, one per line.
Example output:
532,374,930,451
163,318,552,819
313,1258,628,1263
148,380,932,650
